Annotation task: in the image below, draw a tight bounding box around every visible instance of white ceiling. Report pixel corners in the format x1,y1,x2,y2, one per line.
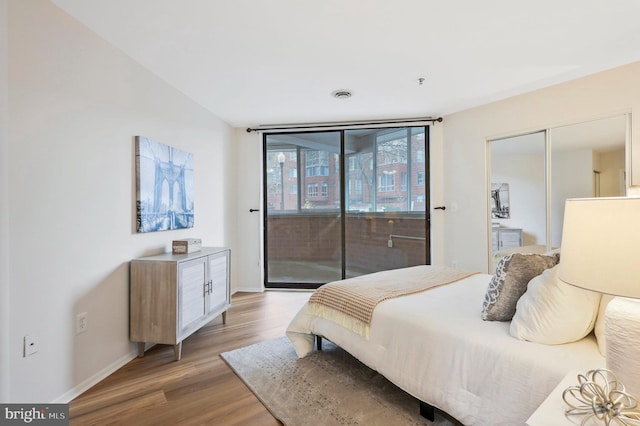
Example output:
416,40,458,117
51,0,640,128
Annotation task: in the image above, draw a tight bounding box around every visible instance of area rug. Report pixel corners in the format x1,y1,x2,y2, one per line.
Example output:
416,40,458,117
220,336,458,426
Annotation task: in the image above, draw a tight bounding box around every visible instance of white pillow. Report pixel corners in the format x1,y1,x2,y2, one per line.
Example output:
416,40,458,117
594,294,614,356
510,265,601,344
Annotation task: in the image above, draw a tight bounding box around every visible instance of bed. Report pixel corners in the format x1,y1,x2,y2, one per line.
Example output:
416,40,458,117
286,262,605,426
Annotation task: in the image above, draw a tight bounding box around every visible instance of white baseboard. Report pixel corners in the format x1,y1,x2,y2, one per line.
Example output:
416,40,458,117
52,347,140,403
53,288,263,403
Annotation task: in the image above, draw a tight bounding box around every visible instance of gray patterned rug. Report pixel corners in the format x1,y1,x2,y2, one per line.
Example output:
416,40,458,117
220,336,458,426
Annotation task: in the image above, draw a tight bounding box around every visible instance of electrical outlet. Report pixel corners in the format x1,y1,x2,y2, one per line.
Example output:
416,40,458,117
76,312,89,334
23,335,38,357
387,239,393,248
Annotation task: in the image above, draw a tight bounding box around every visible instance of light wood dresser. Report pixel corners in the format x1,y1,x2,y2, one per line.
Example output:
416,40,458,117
491,227,523,252
130,247,230,361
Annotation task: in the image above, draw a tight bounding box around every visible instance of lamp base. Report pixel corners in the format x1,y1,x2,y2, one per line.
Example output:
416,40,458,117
605,297,640,397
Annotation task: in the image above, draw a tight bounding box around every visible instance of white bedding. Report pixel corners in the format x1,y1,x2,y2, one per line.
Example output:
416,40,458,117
286,269,605,426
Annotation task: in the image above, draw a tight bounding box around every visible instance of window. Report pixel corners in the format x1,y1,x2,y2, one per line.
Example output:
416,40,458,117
378,173,395,192
305,151,329,177
354,179,362,196
348,156,362,170
306,166,329,177
265,127,427,213
264,126,429,290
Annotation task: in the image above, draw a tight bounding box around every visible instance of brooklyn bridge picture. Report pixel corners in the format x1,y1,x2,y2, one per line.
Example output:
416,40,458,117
490,182,510,219
135,136,194,233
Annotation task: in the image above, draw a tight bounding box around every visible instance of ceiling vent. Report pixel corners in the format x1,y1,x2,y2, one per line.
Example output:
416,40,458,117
331,90,353,99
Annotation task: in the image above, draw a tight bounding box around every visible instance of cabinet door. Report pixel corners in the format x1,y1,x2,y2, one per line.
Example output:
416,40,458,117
499,229,522,249
179,257,207,334
491,229,499,252
207,251,229,315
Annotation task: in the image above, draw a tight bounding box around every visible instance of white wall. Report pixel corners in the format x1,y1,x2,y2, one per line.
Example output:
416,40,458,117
442,61,640,273
428,122,445,266
7,0,235,402
0,0,10,403
234,129,263,292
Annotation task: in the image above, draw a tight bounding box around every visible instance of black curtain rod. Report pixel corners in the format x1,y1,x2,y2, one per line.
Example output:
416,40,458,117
246,117,443,133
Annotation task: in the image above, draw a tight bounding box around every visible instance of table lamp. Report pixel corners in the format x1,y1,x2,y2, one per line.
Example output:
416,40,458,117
559,197,640,422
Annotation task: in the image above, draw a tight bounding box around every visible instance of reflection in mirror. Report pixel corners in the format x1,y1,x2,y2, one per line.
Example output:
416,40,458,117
490,131,547,271
488,114,629,273
550,115,627,248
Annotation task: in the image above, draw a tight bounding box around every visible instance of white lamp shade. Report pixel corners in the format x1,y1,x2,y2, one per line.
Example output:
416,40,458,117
559,197,640,298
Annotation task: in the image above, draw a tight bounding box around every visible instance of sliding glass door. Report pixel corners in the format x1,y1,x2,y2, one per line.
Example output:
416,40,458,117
264,132,343,288
264,126,429,289
344,127,429,277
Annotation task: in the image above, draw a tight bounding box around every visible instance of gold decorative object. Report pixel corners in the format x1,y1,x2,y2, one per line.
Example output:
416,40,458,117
563,369,640,425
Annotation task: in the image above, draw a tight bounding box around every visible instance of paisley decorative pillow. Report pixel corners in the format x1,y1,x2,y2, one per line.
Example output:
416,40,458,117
481,253,559,321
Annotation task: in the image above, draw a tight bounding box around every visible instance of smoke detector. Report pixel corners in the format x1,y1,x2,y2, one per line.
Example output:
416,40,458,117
331,89,353,99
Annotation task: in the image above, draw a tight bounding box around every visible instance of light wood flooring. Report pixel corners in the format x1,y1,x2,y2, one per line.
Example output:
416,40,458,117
69,291,312,425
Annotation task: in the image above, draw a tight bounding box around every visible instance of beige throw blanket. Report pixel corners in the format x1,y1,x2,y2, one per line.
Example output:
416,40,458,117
308,265,478,339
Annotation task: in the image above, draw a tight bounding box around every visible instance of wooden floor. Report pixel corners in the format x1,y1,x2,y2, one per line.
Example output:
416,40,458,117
69,291,312,426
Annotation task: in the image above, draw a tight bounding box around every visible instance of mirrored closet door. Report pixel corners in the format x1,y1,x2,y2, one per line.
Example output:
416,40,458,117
488,114,630,271
549,115,627,248
490,131,547,271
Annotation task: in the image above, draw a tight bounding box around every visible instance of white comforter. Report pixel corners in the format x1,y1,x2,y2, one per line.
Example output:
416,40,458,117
286,270,605,426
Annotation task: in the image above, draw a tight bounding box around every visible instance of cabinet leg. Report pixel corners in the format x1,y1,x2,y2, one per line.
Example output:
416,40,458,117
137,342,145,357
222,311,227,325
173,342,182,361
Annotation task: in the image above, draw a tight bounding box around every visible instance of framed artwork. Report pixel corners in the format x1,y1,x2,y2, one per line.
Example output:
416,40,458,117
491,183,510,219
135,136,194,233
